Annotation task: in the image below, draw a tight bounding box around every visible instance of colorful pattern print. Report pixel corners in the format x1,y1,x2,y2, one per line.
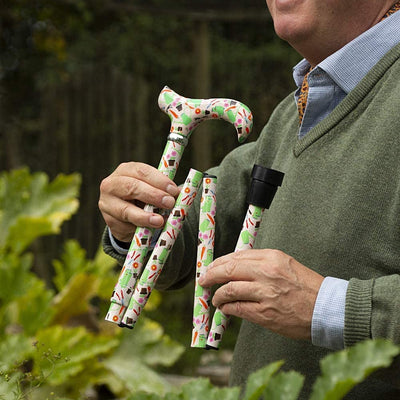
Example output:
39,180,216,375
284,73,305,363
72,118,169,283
105,140,185,325
158,86,253,144
191,175,217,348
106,86,253,325
121,169,204,328
206,204,265,349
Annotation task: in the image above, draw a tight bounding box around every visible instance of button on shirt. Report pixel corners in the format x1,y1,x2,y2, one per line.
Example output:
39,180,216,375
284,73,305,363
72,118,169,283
295,11,400,349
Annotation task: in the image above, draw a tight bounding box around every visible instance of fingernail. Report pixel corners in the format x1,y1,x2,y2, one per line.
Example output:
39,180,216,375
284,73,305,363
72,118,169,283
162,195,176,209
167,184,180,196
149,215,164,226
198,276,205,285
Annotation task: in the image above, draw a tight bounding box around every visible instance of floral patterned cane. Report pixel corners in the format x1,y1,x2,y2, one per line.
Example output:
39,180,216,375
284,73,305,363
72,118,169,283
206,165,284,350
120,169,203,328
106,86,253,325
191,174,217,348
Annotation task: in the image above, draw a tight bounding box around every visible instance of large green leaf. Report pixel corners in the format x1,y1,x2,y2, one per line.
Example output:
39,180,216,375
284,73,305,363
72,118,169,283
0,372,24,400
0,333,34,372
52,240,118,302
0,334,35,400
103,318,184,396
310,339,400,400
51,272,99,325
0,168,80,254
114,318,185,368
104,356,172,397
12,278,55,335
33,325,119,385
0,252,35,303
174,377,241,400
0,252,55,335
242,360,284,400
53,240,91,292
263,371,304,400
179,378,214,400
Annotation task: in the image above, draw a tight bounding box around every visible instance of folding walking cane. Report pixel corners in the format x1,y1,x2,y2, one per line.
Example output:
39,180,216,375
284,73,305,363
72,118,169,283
106,86,253,325
206,164,284,350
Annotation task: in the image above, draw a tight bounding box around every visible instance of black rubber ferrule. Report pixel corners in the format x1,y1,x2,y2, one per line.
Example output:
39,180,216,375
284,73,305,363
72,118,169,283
247,164,284,209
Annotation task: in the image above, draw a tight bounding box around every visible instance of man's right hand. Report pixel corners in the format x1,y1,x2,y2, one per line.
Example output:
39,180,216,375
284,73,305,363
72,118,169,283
98,162,180,242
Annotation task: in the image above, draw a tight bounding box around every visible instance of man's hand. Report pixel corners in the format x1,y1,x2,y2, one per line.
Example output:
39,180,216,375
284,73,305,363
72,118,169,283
98,162,180,242
199,249,324,340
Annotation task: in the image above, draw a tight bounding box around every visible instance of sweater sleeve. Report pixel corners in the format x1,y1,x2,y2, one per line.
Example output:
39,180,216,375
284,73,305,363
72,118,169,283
344,274,400,347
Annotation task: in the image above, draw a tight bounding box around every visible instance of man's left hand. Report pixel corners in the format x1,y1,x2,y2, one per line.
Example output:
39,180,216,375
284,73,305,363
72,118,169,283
199,249,324,340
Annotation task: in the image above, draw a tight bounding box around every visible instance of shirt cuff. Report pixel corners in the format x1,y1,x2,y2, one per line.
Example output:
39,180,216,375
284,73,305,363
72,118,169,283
311,276,349,350
107,227,130,255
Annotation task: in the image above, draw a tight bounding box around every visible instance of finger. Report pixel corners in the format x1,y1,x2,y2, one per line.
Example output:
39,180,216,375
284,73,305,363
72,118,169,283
199,252,256,287
218,300,258,321
212,281,260,307
102,212,136,242
114,162,180,196
99,196,165,229
100,174,177,211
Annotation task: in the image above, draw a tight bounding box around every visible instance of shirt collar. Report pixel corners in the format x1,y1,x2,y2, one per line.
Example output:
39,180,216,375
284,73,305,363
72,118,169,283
293,11,400,94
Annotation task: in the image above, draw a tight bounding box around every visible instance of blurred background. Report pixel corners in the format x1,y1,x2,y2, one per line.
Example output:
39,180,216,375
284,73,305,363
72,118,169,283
0,1,300,398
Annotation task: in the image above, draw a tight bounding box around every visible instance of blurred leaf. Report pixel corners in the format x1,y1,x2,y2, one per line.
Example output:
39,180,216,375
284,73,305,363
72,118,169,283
263,371,304,400
210,386,241,400
0,372,23,400
242,360,284,400
114,318,184,368
13,278,55,335
53,240,118,304
310,339,400,400
33,325,119,386
53,240,90,291
0,168,80,254
126,393,164,400
103,317,184,396
92,244,118,275
179,378,214,400
0,334,34,372
176,377,240,400
103,357,171,397
0,252,35,303
51,272,99,325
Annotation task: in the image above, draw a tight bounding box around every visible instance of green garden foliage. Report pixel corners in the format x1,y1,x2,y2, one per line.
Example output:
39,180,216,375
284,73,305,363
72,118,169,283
126,340,399,400
0,168,399,400
0,168,184,399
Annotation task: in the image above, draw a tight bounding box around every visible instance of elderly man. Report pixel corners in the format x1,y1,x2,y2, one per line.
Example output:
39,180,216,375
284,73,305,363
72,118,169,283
99,1,400,398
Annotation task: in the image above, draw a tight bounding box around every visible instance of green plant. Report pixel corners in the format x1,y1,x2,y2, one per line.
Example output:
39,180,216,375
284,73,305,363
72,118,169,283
1,168,398,400
0,168,184,399
125,339,399,400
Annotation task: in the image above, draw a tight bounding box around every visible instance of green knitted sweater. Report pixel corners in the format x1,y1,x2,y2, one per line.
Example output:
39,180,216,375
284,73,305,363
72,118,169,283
103,43,400,398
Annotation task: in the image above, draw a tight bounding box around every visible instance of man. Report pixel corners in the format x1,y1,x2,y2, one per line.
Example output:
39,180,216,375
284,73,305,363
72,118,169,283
99,1,400,397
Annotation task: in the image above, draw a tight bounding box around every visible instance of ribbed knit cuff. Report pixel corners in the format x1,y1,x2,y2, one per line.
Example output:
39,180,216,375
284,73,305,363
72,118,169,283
101,226,126,266
344,278,374,347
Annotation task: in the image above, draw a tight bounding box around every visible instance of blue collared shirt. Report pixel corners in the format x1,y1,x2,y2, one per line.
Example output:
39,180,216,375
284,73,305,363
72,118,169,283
295,11,400,349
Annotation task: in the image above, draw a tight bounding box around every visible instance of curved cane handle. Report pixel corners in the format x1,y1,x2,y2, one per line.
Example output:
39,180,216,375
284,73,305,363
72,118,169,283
158,86,253,144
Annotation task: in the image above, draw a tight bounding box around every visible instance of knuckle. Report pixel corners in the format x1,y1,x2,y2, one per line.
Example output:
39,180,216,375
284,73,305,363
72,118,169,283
98,198,105,212
269,248,284,259
234,301,243,315
135,163,151,180
125,180,139,198
224,281,236,298
120,203,131,222
99,177,111,194
116,161,130,173
224,260,238,278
